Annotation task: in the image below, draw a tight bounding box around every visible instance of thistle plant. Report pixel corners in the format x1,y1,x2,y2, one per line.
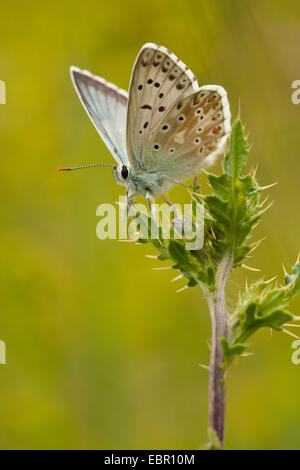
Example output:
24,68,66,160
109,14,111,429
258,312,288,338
127,119,300,449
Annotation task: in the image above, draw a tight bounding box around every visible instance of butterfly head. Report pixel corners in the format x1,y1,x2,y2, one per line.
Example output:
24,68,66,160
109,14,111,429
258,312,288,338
114,164,133,187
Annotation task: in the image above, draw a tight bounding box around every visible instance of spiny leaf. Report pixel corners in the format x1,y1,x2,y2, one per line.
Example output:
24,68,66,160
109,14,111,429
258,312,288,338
205,120,261,268
231,263,300,345
224,120,248,181
236,305,292,343
168,240,215,289
208,174,229,201
221,337,245,369
285,261,300,300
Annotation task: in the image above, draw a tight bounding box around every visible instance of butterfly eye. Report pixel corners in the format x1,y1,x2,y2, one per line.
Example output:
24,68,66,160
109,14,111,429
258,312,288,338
121,165,129,179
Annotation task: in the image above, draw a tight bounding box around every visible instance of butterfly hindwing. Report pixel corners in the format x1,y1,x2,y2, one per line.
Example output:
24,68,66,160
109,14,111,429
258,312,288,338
126,43,198,168
141,85,231,182
70,66,128,165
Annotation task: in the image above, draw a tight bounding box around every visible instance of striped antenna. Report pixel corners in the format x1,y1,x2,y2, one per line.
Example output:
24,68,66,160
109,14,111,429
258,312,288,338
58,163,116,171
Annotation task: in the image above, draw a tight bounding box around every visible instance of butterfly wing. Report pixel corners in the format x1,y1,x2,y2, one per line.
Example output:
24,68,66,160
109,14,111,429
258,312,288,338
126,43,198,168
126,43,231,187
142,85,231,182
70,66,128,165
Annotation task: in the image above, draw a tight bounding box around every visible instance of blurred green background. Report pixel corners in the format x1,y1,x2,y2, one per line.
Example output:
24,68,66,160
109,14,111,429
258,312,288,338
0,0,300,450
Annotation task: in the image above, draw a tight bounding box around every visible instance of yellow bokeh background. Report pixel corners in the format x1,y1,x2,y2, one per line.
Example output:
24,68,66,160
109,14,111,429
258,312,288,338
0,0,300,449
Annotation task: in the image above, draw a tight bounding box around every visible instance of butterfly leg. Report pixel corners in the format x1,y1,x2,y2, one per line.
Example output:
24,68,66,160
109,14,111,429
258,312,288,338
146,191,152,215
164,176,195,190
193,176,200,191
162,194,172,206
126,184,135,215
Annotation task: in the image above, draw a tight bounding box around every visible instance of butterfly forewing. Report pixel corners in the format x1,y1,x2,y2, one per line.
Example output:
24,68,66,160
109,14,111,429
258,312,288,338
70,66,128,165
126,43,198,167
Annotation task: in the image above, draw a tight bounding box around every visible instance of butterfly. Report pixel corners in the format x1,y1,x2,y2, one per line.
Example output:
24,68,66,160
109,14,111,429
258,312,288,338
60,43,231,205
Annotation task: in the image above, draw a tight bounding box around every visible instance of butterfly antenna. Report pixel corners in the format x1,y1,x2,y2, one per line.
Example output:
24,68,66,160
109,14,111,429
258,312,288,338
58,163,116,171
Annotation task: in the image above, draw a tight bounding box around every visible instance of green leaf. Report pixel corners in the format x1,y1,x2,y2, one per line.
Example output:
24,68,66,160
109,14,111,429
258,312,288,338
157,253,169,261
285,260,300,300
168,240,215,289
224,120,248,181
221,337,245,369
205,195,231,231
233,245,251,266
187,278,197,288
207,428,222,450
208,174,229,201
238,307,292,343
205,120,261,267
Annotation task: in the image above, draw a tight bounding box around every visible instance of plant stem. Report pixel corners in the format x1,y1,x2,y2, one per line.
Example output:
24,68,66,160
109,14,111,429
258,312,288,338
207,252,232,449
